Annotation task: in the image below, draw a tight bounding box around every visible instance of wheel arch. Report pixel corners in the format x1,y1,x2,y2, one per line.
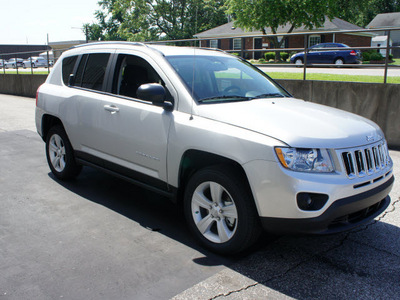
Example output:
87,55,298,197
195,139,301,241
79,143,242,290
176,150,254,207
41,114,64,142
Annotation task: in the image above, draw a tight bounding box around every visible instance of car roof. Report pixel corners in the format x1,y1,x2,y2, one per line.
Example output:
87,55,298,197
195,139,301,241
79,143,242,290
315,42,348,47
69,41,230,58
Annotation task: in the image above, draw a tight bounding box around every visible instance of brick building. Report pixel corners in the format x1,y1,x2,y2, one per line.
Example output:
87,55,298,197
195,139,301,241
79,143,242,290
195,17,373,59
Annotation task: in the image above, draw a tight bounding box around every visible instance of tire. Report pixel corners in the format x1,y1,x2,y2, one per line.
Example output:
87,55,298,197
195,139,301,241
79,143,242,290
46,125,82,180
334,58,344,65
295,58,303,66
183,166,261,254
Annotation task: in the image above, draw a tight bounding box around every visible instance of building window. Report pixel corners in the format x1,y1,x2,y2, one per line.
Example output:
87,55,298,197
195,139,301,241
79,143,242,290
277,36,287,48
309,35,321,47
233,38,242,50
210,40,218,48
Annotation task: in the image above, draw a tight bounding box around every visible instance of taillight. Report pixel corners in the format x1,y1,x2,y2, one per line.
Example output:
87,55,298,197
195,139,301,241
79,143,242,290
350,50,357,56
36,85,42,106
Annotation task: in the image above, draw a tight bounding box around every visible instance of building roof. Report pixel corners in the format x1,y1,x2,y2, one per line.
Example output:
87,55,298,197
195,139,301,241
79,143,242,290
195,17,364,38
367,12,400,28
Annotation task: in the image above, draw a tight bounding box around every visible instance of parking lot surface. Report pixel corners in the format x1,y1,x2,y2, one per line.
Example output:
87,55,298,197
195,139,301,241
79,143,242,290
1,94,399,299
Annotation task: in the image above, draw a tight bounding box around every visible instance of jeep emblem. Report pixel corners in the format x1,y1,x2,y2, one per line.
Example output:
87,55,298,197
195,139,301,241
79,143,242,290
366,135,375,142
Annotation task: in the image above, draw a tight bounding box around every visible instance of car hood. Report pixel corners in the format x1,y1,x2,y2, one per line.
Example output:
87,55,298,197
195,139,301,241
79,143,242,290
195,98,383,149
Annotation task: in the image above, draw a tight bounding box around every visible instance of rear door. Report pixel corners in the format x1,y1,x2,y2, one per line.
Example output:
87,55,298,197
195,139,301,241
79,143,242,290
307,44,324,63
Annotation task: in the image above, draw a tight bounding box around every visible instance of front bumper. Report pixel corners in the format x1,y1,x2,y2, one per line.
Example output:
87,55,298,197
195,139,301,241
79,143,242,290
260,175,394,234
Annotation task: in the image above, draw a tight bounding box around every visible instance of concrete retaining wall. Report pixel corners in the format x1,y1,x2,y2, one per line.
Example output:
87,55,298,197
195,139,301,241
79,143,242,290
276,80,400,149
0,74,398,148
0,74,47,98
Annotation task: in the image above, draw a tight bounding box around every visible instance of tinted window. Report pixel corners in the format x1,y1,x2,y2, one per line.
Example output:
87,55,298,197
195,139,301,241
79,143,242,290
74,53,110,91
74,54,87,87
166,55,290,102
62,56,78,85
112,54,173,102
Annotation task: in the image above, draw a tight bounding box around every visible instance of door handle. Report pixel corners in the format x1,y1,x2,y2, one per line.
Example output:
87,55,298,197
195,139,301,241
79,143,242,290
104,105,119,114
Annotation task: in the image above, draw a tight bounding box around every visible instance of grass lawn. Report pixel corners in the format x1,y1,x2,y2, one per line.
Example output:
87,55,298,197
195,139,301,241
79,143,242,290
266,72,400,84
0,69,50,75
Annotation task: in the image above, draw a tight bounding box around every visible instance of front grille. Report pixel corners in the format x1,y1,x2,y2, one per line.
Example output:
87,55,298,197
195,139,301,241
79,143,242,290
340,141,391,179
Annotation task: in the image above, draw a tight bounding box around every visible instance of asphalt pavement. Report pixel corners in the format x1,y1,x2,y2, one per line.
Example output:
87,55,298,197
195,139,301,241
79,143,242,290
1,94,399,300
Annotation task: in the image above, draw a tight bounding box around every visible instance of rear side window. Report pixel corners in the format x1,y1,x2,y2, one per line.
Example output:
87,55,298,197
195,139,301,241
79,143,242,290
62,56,78,85
73,53,110,91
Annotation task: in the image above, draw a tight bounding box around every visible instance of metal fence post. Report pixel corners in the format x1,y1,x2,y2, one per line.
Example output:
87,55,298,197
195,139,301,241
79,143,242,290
30,56,33,74
47,50,50,74
383,30,391,84
15,55,18,75
303,34,308,80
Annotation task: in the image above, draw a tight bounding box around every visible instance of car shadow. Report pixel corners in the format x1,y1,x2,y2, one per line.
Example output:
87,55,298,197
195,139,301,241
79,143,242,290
49,166,400,299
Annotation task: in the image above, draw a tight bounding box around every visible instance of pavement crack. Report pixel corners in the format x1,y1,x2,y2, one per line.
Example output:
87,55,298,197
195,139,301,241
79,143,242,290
209,282,259,299
209,196,399,299
210,234,351,299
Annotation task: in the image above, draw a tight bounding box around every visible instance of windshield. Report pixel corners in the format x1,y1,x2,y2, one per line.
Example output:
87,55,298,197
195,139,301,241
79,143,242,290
166,55,291,103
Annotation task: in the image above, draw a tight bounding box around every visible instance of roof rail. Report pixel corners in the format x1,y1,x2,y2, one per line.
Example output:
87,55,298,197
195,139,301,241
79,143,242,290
72,41,148,49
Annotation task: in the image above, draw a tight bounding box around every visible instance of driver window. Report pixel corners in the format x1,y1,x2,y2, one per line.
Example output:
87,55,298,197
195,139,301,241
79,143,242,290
112,54,173,102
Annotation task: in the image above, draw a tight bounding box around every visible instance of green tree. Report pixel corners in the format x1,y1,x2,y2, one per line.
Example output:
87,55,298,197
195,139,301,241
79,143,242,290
334,0,369,26
226,0,338,60
85,0,227,42
335,0,400,27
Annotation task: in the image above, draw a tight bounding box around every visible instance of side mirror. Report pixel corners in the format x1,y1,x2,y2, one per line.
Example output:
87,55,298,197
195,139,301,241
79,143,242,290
137,83,173,111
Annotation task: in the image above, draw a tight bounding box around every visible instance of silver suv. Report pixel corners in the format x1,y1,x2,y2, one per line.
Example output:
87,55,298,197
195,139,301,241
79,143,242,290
35,42,394,254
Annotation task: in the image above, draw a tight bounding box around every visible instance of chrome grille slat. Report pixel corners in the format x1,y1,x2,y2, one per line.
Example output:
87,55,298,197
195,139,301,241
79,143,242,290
339,141,391,179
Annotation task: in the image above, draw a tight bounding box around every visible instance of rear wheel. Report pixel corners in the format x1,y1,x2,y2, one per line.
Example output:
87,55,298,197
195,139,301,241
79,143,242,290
334,58,344,65
183,166,261,254
46,125,82,180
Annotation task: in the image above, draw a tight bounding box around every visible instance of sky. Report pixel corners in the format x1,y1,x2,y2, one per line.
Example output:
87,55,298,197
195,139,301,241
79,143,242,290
0,0,99,45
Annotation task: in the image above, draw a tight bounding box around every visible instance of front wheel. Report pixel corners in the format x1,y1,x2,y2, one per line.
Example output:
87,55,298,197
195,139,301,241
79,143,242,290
46,125,82,180
183,166,261,254
295,58,303,66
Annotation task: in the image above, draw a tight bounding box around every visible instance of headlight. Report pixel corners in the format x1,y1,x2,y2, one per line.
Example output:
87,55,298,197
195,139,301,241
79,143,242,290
275,148,335,173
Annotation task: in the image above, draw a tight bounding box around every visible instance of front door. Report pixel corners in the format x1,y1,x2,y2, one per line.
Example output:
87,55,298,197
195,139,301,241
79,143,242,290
254,38,263,59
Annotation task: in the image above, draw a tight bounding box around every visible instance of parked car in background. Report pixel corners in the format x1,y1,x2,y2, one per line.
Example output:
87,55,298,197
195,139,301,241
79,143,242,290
5,58,24,68
23,56,48,68
0,59,4,68
290,43,362,65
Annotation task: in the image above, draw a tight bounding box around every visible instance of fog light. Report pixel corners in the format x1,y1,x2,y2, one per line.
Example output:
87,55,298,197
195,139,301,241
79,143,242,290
297,193,328,211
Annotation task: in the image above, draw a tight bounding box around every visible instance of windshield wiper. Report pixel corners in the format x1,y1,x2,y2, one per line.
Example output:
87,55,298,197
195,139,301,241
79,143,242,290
198,95,251,103
251,93,286,99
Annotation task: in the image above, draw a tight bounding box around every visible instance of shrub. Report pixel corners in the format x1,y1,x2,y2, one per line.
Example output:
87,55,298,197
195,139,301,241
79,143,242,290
362,51,371,61
370,51,384,61
258,58,266,63
231,52,240,56
264,52,275,61
280,52,289,61
263,51,289,61
389,54,394,60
